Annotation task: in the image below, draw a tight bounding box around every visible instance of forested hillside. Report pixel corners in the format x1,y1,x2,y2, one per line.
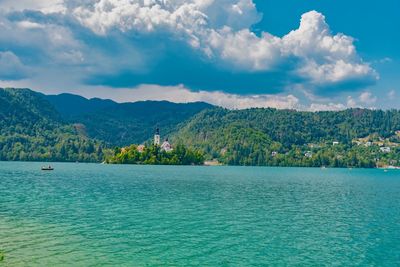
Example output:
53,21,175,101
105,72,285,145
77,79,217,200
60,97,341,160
45,94,214,146
0,88,106,162
2,88,400,167
173,108,400,167
0,88,213,162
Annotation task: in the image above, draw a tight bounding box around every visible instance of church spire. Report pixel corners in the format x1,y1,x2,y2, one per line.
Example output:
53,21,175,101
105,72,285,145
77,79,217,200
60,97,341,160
154,127,160,145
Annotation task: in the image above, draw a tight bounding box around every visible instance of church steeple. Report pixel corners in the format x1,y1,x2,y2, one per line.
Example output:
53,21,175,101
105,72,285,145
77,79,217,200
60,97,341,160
154,127,160,145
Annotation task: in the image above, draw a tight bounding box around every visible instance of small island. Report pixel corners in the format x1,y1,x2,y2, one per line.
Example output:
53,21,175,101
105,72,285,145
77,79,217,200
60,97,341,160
106,128,204,165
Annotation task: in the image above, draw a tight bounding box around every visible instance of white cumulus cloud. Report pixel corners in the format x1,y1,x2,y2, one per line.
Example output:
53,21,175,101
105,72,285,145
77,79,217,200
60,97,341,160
0,0,379,99
0,0,66,13
69,2,377,89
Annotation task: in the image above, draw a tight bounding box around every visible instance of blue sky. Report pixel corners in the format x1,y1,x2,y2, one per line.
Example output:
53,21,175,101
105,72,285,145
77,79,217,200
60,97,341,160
0,0,398,110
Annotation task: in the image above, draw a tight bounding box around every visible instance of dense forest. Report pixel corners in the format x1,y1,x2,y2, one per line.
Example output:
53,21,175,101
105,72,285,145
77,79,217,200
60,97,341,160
1,88,400,168
0,88,211,162
172,108,400,168
0,88,108,162
45,93,213,146
107,144,204,165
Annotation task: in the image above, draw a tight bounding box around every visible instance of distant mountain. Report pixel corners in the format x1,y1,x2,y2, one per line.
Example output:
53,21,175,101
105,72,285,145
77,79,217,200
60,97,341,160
2,87,400,167
44,93,117,117
1,88,61,127
46,93,215,146
0,88,214,161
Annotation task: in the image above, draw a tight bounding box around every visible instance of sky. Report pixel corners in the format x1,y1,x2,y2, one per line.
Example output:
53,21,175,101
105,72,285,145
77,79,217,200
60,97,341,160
0,0,399,110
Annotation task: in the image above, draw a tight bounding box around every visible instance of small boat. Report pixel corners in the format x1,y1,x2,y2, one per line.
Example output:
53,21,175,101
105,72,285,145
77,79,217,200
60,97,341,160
41,165,54,171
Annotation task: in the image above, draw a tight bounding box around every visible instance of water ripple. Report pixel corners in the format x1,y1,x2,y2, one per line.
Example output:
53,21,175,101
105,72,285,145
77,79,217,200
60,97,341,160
1,162,400,266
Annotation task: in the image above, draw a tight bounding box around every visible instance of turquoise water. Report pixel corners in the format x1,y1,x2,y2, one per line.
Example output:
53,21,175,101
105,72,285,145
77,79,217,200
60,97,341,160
0,162,400,266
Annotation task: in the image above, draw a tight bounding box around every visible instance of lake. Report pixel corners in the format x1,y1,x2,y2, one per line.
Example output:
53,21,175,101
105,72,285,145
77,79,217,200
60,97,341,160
0,162,399,266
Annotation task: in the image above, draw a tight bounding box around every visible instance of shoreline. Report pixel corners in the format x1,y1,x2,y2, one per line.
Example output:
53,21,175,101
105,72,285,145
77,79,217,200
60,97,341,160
1,160,400,170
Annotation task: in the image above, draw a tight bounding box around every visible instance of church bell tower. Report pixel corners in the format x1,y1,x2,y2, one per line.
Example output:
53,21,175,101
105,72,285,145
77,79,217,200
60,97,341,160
154,127,160,145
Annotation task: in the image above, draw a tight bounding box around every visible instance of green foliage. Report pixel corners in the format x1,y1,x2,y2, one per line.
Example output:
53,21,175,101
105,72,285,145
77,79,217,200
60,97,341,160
173,108,400,168
107,144,205,165
2,88,400,168
47,95,213,146
0,88,110,162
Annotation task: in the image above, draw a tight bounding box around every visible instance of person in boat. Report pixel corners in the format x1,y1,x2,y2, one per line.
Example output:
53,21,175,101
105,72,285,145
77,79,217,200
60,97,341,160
42,165,54,170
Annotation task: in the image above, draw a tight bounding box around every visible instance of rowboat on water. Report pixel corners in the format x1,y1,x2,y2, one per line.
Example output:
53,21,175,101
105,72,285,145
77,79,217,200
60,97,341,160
41,165,54,171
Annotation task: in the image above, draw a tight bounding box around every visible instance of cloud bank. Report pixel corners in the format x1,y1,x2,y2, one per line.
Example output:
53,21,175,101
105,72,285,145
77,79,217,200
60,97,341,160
0,0,379,109
70,1,377,89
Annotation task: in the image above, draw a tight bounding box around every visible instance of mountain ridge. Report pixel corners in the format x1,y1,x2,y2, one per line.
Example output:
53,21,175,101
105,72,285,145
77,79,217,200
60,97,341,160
1,87,400,167
43,92,215,146
0,88,215,161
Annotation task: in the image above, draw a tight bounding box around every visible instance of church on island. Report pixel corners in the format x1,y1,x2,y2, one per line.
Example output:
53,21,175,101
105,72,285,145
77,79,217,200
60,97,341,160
134,127,173,153
153,128,173,152
110,127,204,166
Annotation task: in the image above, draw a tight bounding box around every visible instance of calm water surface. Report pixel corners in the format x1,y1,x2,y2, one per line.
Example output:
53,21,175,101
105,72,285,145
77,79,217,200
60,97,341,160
0,162,400,266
